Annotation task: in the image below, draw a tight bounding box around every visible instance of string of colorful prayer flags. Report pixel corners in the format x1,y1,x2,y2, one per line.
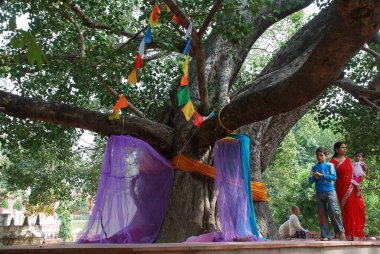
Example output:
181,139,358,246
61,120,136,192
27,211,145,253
109,3,161,120
173,16,215,128
128,3,160,86
109,2,215,128
177,21,195,121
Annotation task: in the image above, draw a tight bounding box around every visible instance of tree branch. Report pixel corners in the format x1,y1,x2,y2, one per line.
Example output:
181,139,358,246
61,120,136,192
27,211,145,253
362,186,380,191
144,52,165,62
115,25,148,52
334,78,380,101
361,96,380,110
52,4,86,59
65,1,142,39
361,46,380,67
0,90,173,154
198,0,224,38
163,0,209,113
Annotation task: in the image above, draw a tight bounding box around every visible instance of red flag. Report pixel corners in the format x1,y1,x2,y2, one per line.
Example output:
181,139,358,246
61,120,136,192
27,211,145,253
153,3,161,15
193,112,204,128
134,54,143,69
151,3,161,22
152,11,157,22
172,15,185,28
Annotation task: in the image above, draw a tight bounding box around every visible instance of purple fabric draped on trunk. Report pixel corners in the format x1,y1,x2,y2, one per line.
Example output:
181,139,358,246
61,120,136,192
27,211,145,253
214,138,259,241
186,137,261,242
78,135,174,244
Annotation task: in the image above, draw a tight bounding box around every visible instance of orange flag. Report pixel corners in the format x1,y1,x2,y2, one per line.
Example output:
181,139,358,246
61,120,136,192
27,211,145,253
128,68,137,84
113,94,129,111
180,75,188,86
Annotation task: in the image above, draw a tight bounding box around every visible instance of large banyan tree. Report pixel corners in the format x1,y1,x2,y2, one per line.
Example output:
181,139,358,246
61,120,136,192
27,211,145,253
1,0,380,242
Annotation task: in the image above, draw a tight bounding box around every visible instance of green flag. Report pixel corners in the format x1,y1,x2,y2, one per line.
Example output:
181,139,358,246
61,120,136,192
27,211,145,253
177,86,190,107
123,85,129,95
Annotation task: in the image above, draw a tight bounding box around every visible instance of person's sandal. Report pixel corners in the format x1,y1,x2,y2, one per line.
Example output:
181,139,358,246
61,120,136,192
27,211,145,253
320,237,329,241
339,233,346,240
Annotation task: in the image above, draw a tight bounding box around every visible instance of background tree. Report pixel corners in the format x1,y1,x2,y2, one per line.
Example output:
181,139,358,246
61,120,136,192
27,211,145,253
12,199,23,211
1,0,380,242
57,207,74,242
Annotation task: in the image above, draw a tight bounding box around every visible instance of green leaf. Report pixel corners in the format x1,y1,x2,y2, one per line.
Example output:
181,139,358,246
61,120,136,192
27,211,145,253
26,48,35,67
20,31,35,44
10,34,24,48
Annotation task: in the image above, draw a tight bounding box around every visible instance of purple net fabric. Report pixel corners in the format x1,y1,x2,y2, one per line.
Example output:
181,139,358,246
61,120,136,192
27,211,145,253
78,135,174,244
185,138,262,242
214,138,259,241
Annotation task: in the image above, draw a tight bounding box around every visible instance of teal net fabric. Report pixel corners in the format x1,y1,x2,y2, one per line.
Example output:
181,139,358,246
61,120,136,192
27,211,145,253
229,134,260,237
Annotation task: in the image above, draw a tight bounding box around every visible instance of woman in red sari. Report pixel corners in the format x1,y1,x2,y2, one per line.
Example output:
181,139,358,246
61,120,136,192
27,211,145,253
330,142,366,240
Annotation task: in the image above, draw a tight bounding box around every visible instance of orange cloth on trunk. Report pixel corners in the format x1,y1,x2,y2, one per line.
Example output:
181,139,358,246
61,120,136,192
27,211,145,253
171,154,268,202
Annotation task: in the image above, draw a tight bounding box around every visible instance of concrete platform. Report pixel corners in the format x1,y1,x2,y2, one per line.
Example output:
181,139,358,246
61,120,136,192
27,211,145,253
1,240,380,254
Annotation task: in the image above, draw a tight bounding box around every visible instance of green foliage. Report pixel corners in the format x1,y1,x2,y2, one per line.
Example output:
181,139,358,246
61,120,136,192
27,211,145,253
57,208,73,241
1,0,247,211
0,128,102,214
314,46,380,157
0,199,9,209
13,199,23,211
73,195,90,216
9,30,48,70
359,155,380,236
0,144,11,199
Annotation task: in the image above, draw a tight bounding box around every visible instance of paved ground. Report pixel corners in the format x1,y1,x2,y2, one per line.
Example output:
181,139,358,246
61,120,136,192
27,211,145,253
1,240,380,254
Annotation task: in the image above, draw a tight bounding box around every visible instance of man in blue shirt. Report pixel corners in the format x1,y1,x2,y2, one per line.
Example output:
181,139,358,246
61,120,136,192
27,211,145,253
309,147,345,241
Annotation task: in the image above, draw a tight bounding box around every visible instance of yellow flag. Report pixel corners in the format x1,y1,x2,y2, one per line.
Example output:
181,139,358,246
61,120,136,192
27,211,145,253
165,4,171,13
128,68,137,85
108,110,120,121
182,54,189,77
181,100,196,121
